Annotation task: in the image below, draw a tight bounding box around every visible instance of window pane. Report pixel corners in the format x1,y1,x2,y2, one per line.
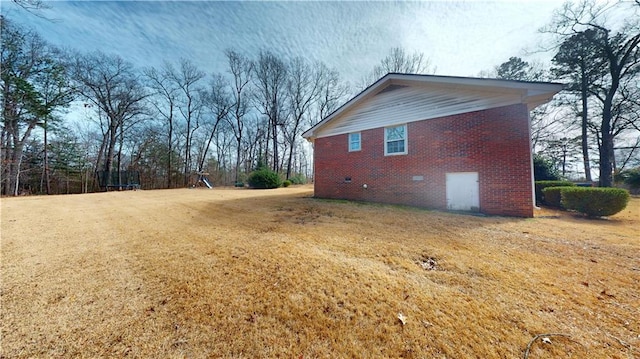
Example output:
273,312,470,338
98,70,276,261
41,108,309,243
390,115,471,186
385,125,406,154
387,140,404,154
349,133,360,151
386,126,405,141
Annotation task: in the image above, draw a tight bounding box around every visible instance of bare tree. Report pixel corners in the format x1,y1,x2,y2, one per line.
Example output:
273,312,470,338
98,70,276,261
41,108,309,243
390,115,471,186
144,63,179,188
168,59,205,186
615,136,640,172
374,47,432,76
242,115,268,173
213,121,235,183
254,50,288,172
9,0,51,18
11,0,47,10
314,62,350,125
39,48,75,194
283,57,322,179
225,50,254,182
198,74,232,172
71,51,147,188
359,47,435,90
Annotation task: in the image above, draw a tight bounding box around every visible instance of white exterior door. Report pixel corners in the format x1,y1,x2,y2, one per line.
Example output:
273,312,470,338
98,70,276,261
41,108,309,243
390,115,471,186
446,172,480,212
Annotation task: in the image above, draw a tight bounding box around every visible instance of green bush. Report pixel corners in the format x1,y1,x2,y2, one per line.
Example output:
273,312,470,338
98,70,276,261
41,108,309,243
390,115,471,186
533,154,560,181
561,187,630,217
541,187,566,208
282,180,292,187
535,180,575,205
248,168,282,189
289,173,307,185
621,168,640,189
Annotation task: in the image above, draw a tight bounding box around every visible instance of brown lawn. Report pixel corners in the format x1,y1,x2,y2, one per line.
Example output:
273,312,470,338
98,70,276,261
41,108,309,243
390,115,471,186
1,186,638,358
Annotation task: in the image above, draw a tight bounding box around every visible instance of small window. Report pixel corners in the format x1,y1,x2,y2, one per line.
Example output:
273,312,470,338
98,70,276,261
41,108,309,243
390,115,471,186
349,132,361,152
385,124,407,155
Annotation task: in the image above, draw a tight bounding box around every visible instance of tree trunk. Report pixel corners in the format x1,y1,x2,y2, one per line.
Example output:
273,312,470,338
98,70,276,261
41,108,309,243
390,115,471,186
8,124,37,196
2,130,13,196
598,54,622,188
94,130,108,189
117,124,124,190
561,144,567,177
286,143,294,180
271,117,278,172
9,141,23,196
235,137,242,183
599,131,614,187
42,119,51,194
199,120,222,173
599,103,614,187
184,126,190,187
10,143,22,196
285,120,301,180
167,115,173,188
580,62,592,182
104,122,118,186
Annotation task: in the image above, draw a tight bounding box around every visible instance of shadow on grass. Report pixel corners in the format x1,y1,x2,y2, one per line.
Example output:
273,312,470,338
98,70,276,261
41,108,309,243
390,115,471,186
535,205,633,226
195,187,529,235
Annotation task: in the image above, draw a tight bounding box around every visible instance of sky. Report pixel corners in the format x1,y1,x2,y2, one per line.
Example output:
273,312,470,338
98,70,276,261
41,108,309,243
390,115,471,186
2,0,564,86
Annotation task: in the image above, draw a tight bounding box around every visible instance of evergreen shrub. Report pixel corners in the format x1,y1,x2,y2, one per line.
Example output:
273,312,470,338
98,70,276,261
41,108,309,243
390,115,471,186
561,187,630,217
289,174,307,185
541,187,566,208
622,168,640,189
282,180,292,187
248,168,282,189
535,180,575,205
533,154,560,181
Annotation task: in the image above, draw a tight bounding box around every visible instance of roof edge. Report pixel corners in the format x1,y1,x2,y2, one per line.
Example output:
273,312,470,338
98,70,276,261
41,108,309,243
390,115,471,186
302,73,563,141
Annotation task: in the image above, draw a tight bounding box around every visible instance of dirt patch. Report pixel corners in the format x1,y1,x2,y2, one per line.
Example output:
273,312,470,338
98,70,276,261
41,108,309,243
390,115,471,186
2,187,639,358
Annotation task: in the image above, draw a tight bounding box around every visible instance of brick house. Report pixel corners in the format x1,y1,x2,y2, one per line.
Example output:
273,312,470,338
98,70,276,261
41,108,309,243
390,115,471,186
302,73,562,217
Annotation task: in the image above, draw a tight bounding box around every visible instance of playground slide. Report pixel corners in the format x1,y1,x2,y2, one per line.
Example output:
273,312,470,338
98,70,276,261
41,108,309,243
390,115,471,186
201,177,212,189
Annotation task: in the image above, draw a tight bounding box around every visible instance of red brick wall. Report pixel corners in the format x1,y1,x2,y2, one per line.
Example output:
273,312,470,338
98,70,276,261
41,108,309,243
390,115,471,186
313,103,534,217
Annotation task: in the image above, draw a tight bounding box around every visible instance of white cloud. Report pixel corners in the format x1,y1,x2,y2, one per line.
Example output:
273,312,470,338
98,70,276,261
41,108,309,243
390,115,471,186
5,1,561,84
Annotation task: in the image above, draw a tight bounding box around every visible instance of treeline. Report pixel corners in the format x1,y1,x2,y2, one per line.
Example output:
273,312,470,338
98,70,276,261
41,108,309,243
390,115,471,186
2,0,639,196
481,1,640,185
1,16,352,195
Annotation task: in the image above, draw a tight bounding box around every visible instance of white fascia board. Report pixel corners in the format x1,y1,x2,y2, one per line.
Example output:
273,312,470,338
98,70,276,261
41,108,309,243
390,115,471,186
390,73,562,94
523,85,564,110
315,97,522,139
302,73,563,141
302,74,394,141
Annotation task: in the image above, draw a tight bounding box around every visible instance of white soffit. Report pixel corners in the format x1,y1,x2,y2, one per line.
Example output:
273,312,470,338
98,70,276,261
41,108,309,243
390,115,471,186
302,73,563,141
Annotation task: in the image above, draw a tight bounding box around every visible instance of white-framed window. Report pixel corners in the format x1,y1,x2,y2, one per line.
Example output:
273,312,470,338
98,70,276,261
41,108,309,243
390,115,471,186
349,132,361,152
384,124,407,155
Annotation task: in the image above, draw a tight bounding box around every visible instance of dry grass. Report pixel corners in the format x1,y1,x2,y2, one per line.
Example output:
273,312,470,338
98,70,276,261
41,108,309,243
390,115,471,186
1,186,638,358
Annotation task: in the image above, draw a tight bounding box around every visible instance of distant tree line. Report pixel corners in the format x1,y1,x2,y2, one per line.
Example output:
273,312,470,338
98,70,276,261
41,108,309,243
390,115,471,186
1,15,354,195
482,0,640,185
2,0,639,196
